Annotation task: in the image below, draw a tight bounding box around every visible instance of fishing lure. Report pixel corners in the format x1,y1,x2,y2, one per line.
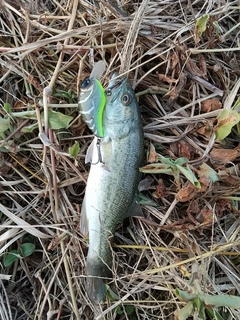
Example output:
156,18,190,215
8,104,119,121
78,61,106,138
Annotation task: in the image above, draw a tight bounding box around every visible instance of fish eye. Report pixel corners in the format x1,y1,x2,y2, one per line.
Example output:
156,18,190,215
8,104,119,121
81,77,92,89
121,93,132,106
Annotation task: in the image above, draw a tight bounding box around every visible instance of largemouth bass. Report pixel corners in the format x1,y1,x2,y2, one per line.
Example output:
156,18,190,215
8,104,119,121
80,76,144,303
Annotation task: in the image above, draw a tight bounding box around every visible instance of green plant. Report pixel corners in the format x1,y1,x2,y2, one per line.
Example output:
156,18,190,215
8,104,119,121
4,242,36,267
195,14,210,41
214,80,240,140
68,141,80,159
116,305,136,320
214,109,240,140
53,89,76,104
0,100,73,139
140,156,200,189
175,263,240,320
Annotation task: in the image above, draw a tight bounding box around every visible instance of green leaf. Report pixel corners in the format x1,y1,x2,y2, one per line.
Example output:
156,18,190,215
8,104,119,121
0,140,16,153
12,108,73,131
4,250,21,267
0,117,10,135
200,294,240,309
212,21,221,35
20,243,35,257
215,109,240,140
3,102,11,113
116,306,124,315
54,89,76,103
140,163,172,174
198,163,220,182
175,302,194,320
176,289,197,301
195,14,210,37
22,122,39,133
177,165,200,188
158,156,176,165
126,305,134,315
206,308,224,320
141,156,200,188
47,109,73,129
11,110,37,119
106,284,119,301
234,98,240,134
232,96,240,110
174,157,188,166
236,122,240,135
193,296,206,320
68,141,80,159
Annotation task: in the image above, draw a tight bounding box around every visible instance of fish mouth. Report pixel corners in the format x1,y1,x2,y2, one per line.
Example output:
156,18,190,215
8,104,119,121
106,75,127,96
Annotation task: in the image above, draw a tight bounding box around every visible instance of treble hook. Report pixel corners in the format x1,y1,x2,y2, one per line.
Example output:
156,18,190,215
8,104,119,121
90,138,103,165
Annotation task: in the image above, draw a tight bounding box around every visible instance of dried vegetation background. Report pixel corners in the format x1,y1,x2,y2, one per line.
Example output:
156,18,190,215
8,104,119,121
0,0,240,319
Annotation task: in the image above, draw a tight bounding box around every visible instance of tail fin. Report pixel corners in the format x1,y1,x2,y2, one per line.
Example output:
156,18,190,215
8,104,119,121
86,276,106,303
86,254,112,303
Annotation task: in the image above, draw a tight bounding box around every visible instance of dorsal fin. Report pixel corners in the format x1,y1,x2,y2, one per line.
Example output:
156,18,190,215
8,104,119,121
90,60,106,80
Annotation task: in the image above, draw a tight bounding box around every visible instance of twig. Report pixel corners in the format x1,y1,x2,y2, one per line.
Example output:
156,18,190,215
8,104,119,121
119,0,149,74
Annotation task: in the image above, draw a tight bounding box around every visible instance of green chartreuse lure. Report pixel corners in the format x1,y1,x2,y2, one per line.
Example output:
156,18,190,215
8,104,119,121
78,61,106,138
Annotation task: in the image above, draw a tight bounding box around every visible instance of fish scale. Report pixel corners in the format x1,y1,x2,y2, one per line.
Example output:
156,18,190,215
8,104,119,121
80,76,144,303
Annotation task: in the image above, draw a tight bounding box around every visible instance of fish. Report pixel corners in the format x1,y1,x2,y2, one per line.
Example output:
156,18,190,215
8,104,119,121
80,75,144,303
78,61,106,137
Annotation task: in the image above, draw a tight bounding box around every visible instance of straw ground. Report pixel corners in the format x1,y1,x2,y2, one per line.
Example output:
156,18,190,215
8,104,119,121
0,0,240,319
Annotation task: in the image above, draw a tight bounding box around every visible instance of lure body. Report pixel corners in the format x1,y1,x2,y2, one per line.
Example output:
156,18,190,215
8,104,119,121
78,77,106,137
78,61,106,137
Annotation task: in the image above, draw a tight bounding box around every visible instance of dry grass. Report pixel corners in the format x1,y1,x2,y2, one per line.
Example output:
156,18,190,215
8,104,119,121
0,0,240,319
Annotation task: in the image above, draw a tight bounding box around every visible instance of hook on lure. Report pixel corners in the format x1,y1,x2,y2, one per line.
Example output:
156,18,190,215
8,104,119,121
78,61,106,138
90,138,104,165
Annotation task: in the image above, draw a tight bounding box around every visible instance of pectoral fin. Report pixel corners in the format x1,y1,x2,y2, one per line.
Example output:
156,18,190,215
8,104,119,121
85,138,96,164
80,197,89,236
125,200,144,218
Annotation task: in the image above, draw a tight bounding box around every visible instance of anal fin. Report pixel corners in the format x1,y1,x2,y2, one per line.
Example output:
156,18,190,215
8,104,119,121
125,199,144,218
